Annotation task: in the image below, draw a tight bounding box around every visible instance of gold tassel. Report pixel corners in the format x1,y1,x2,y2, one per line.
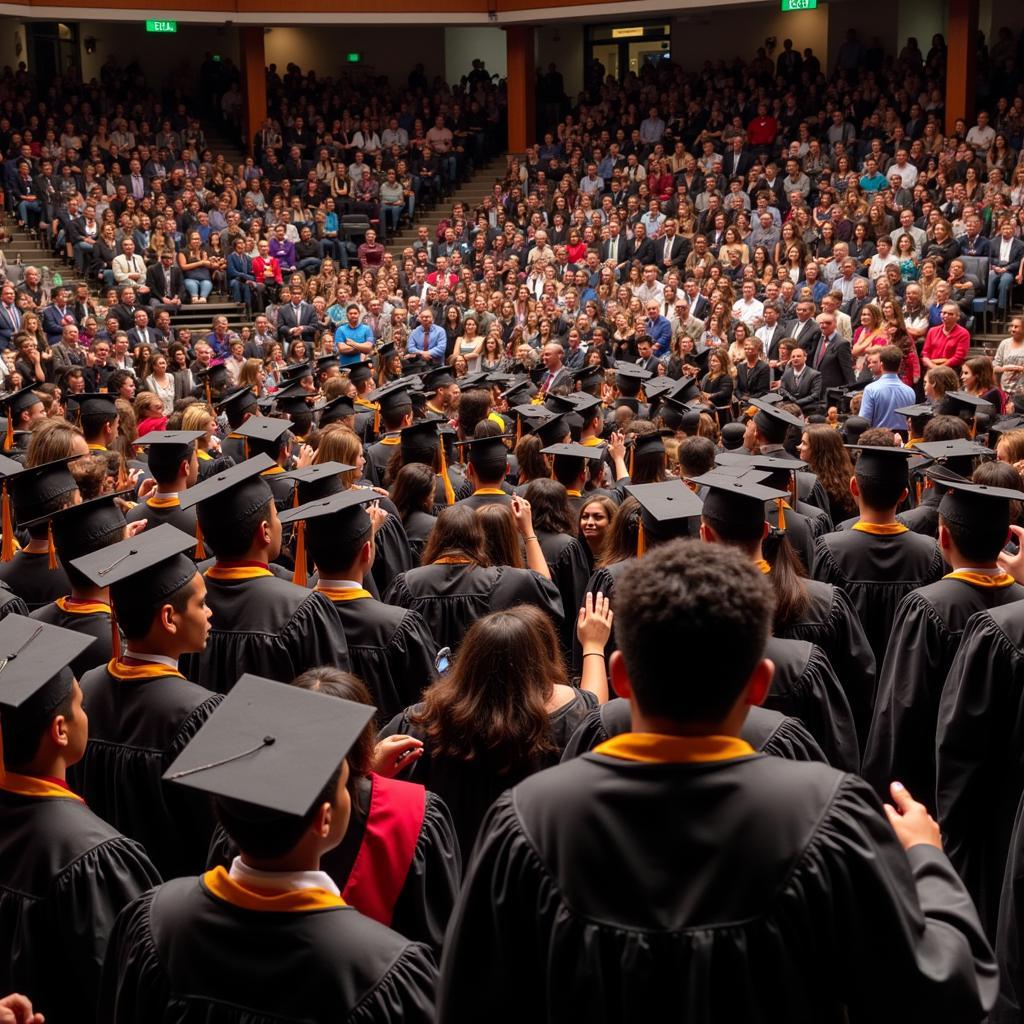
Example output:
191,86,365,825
109,600,121,660
116,453,130,491
47,523,58,570
243,439,250,461
194,520,206,560
291,520,307,587
373,404,380,436
636,520,646,557
438,439,456,506
915,478,922,504
628,444,634,477
515,415,522,445
776,497,786,532
0,483,13,562
3,415,13,452
969,419,977,440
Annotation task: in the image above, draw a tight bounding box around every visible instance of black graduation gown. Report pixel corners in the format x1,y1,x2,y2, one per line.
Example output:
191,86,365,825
0,582,26,620
775,578,876,747
367,437,401,485
537,530,591,659
898,485,942,537
402,509,437,564
220,433,245,464
318,588,439,725
382,690,598,856
573,559,632,673
98,873,437,1022
125,495,199,537
262,466,295,510
0,550,70,612
438,752,997,1024
561,697,827,764
30,599,115,677
864,576,1024,813
432,466,468,514
0,785,162,1023
994,789,1024,1023
455,489,515,511
796,497,833,537
68,661,223,880
180,569,350,692
937,602,1024,938
383,563,564,653
207,774,461,956
811,528,944,678
766,502,816,572
369,511,415,597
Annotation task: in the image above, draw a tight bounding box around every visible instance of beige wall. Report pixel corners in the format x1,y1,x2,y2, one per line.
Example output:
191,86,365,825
536,22,583,99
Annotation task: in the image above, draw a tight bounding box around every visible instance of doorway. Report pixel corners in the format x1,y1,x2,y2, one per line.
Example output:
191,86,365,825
585,22,671,83
26,22,80,82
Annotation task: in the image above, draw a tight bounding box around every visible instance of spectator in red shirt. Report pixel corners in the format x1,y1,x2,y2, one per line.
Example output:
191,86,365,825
746,103,778,148
357,227,385,269
921,302,971,371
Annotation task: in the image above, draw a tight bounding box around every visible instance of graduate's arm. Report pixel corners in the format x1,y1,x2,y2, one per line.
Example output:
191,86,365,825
576,590,612,704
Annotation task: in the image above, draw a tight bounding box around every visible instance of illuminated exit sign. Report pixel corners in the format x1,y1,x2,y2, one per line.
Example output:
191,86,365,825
145,19,178,32
781,0,817,9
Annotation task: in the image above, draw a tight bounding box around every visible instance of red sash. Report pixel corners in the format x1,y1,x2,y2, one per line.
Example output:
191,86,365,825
342,772,425,926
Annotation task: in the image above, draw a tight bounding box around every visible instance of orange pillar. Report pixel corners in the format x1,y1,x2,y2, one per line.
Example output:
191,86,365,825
505,25,535,155
240,26,267,155
945,0,978,133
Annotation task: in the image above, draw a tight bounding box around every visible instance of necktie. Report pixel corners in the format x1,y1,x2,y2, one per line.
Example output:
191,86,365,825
422,327,430,353
664,238,671,260
815,337,829,368
610,238,617,260
6,306,18,330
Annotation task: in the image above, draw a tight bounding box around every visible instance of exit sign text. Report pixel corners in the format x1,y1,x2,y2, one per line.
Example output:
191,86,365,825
781,0,817,9
145,19,178,32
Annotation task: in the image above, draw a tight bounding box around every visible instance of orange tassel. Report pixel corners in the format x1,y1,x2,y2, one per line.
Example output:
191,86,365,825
109,600,121,660
243,439,250,461
628,445,634,478
0,483,13,562
116,453,130,491
373,404,380,436
3,415,13,452
47,523,58,570
636,520,646,557
969,419,977,440
915,478,922,504
291,520,307,587
194,520,207,560
438,440,456,506
776,497,786,532
515,415,522,445
205,381,212,405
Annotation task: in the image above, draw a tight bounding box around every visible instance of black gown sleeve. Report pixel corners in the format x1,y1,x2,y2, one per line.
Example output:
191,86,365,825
994,790,1024,1023
370,514,415,597
347,943,439,1024
546,537,592,658
285,591,352,674
390,791,462,956
388,610,440,711
756,714,828,763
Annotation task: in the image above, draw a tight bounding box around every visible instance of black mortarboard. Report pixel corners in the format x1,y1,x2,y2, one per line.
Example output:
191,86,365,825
421,365,455,392
6,457,78,525
631,432,668,458
939,391,995,418
614,361,653,389
65,392,117,420
273,381,313,418
346,361,374,386
0,614,94,717
840,415,871,444
716,451,809,473
194,363,230,386
748,395,804,433
367,379,414,417
163,673,374,819
720,422,747,449
279,361,313,384
454,434,512,467
313,393,357,424
134,429,204,465
178,453,275,514
846,445,916,484
913,439,994,463
694,470,789,531
928,472,1022,531
541,442,607,461
216,386,259,416
625,480,703,542
278,488,376,541
528,364,548,386
987,416,1024,443
279,462,353,503
375,341,397,361
564,393,603,418
534,414,571,448
234,416,292,451
894,403,935,422
499,378,538,404
400,419,443,462
315,354,340,375
669,377,702,404
570,364,605,390
71,523,198,608
642,377,676,404
25,490,127,561
508,404,554,434
457,372,491,391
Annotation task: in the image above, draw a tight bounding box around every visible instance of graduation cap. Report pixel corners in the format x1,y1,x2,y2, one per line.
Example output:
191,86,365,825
565,393,603,419
541,442,607,461
669,377,702,405
528,364,549,387
624,479,703,552
278,487,376,542
0,454,22,562
273,381,313,419
194,363,230,386
642,377,676,404
0,615,95,734
928,472,1023,535
315,354,340,376
630,431,669,459
65,392,118,420
346,361,374,386
987,416,1024,445
454,434,512,467
24,489,127,562
912,439,994,463
375,341,397,362
367,379,415,417
499,377,538,405
748,396,804,434
163,673,375,820
894,403,935,423
693,471,789,533
0,386,43,450
215,386,259,417
421,365,455,393
939,391,994,418
178,453,275,514
134,429,205,465
280,461,354,503
570,364,604,391
400,420,446,468
716,451,808,473
234,416,292,455
614,361,652,392
5,456,78,527
534,414,571,448
720,421,747,449
313,393,356,424
279,361,313,384
485,371,514,388
71,522,198,616
845,445,916,485
457,372,491,392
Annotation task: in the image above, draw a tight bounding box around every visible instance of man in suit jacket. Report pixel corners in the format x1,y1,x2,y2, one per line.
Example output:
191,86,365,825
987,221,1024,312
810,312,854,395
109,287,141,332
784,300,822,356
41,285,78,346
0,283,23,351
276,288,318,345
628,224,656,267
655,219,690,274
755,306,788,362
126,308,167,353
145,251,185,309
600,222,630,278
778,346,823,411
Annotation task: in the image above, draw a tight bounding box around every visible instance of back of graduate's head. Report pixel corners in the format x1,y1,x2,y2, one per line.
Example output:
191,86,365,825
600,496,641,566
677,436,717,480
852,436,907,511
1,670,78,772
147,440,197,486
197,480,278,561
306,514,373,576
613,541,775,724
477,503,523,569
938,459,1022,563
456,389,491,439
113,570,204,645
422,505,488,567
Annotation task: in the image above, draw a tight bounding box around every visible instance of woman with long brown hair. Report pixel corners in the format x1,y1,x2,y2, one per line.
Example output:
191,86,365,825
388,462,437,562
380,600,611,853
798,425,858,522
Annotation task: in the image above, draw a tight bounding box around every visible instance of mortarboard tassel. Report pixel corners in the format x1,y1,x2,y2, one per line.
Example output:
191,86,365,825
628,444,634,478
438,440,456,506
47,523,58,570
373,404,380,436
115,453,130,491
915,477,922,504
776,497,786,532
291,520,307,587
1,483,14,562
194,520,207,560
205,381,212,406
968,419,977,440
243,439,251,461
109,600,121,661
3,415,12,453
636,519,646,557
515,415,522,445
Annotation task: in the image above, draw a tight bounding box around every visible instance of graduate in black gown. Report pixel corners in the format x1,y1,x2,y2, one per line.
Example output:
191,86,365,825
206,668,460,955
0,456,76,610
384,503,563,653
439,541,998,1023
812,444,945,671
364,380,414,487
279,488,439,726
28,491,133,678
99,673,437,1021
214,385,260,466
0,616,161,1022
233,415,296,509
176,455,350,691
864,469,1024,814
67,524,222,880
994,788,1024,1023
454,431,518,511
125,429,204,536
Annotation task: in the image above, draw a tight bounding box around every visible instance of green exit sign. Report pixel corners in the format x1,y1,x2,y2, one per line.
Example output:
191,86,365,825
145,19,178,32
346,52,361,63
781,0,817,8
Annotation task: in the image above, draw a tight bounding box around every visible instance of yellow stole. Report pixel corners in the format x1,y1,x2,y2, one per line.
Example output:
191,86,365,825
108,658,185,681
943,570,1017,589
594,733,755,764
201,867,346,912
55,596,111,615
852,521,908,535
